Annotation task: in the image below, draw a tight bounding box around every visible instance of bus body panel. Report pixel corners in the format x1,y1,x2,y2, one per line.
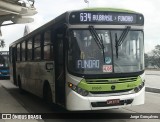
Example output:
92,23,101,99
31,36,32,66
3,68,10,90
16,61,55,102
66,86,145,111
66,73,145,110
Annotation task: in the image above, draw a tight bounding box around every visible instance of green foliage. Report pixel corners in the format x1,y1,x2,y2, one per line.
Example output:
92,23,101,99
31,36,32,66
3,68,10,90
145,45,160,68
152,45,160,68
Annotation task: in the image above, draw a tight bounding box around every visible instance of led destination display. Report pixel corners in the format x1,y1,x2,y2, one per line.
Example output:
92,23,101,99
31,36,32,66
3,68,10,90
69,11,144,25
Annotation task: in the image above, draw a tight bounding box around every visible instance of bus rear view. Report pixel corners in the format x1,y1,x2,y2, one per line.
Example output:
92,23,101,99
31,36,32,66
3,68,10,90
0,51,10,79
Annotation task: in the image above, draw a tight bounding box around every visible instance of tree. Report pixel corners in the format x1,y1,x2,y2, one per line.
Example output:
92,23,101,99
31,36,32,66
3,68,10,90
144,53,149,67
0,39,5,48
144,53,154,68
151,45,160,68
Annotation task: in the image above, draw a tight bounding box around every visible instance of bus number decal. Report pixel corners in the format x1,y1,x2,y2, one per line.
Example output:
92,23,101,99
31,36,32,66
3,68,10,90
92,86,102,91
103,65,112,72
80,13,91,22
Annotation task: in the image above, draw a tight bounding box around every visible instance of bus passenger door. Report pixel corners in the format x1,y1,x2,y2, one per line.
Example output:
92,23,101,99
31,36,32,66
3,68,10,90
55,31,65,106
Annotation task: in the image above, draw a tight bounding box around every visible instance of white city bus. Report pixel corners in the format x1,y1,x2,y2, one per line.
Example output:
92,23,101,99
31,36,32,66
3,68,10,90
9,8,145,111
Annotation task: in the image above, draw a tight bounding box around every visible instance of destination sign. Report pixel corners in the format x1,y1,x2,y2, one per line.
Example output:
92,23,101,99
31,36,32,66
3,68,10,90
77,60,100,69
69,11,144,25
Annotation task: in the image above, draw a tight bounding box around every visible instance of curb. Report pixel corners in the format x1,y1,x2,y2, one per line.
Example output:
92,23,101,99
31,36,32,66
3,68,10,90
145,74,160,76
145,87,160,94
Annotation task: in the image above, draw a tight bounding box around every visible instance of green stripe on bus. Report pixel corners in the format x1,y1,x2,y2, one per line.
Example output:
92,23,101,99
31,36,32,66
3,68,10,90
78,77,142,92
83,7,138,13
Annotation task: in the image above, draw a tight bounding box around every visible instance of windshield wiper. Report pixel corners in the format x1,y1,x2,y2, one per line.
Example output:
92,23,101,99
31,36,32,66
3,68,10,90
89,25,105,63
115,33,119,58
89,26,104,49
115,26,131,58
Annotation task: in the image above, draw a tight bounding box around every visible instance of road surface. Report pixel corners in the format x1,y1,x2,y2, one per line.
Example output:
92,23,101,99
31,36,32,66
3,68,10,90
0,78,159,122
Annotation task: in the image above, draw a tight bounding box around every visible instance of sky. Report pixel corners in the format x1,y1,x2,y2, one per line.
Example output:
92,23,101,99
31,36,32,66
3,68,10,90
1,0,160,53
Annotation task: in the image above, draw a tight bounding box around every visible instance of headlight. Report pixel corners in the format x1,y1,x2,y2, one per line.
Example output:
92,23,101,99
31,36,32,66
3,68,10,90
134,80,145,93
68,82,89,96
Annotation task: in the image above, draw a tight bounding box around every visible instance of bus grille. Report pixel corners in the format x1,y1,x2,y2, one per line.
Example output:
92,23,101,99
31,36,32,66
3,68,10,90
86,77,138,84
90,89,132,94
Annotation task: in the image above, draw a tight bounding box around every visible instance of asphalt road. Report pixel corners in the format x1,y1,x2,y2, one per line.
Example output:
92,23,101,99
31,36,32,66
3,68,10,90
5,88,160,113
6,89,160,122
1,69,160,122
4,88,160,113
1,80,160,122
145,70,160,90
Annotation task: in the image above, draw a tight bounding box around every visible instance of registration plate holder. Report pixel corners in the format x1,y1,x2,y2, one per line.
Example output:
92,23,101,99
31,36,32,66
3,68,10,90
107,99,120,105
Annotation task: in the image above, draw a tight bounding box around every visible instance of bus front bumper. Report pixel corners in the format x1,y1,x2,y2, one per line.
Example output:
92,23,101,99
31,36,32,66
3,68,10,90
66,87,145,111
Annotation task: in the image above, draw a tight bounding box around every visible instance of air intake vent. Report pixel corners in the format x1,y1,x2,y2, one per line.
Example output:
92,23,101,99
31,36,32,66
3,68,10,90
86,77,138,84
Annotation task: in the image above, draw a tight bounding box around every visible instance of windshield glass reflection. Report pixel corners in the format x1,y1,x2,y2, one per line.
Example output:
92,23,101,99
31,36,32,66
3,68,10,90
67,29,144,75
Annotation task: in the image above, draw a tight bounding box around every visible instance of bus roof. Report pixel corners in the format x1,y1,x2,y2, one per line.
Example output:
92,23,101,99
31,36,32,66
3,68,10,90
82,8,139,14
10,8,143,47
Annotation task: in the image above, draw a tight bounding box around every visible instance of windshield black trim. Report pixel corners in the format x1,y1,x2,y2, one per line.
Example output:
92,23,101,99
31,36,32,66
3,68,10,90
67,70,144,79
110,31,114,73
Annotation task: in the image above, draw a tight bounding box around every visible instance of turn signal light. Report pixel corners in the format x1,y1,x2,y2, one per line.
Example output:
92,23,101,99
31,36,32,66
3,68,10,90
68,82,89,96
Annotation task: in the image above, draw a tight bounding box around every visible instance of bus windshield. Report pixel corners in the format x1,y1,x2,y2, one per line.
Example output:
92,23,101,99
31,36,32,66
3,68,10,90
67,29,144,75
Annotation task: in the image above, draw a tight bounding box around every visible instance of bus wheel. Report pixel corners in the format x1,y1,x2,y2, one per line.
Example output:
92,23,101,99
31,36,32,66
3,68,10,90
18,76,25,94
43,83,53,106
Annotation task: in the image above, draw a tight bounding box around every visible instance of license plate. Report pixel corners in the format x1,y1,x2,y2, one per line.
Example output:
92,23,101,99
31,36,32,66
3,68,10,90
107,99,120,105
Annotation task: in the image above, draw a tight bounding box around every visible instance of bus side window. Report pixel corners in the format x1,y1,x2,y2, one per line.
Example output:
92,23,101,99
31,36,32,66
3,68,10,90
21,41,26,61
34,35,41,60
44,31,52,60
0,54,4,66
27,39,32,60
17,44,21,61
